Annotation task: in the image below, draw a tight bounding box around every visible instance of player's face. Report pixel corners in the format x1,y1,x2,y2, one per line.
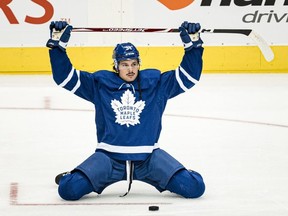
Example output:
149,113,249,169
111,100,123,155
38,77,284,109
118,59,139,82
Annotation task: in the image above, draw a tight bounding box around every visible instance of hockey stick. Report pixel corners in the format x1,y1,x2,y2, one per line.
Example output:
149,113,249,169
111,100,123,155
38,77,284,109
201,29,274,62
72,27,274,62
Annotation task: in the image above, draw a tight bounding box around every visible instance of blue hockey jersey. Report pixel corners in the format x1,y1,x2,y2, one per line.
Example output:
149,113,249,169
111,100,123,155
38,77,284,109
49,47,203,161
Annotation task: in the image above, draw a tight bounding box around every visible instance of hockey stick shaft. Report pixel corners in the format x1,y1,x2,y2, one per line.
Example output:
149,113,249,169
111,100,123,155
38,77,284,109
72,27,274,62
72,27,251,35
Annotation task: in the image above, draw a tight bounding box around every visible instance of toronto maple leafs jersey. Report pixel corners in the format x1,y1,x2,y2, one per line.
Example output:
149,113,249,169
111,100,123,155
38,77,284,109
49,46,203,161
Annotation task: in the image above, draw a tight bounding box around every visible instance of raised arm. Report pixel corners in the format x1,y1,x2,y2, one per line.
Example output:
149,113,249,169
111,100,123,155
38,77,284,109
160,21,204,99
46,21,95,102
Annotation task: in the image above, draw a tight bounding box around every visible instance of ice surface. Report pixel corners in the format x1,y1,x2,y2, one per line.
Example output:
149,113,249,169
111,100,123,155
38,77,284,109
1,74,288,216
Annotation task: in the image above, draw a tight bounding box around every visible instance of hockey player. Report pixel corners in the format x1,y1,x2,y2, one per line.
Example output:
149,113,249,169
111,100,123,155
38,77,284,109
46,21,205,200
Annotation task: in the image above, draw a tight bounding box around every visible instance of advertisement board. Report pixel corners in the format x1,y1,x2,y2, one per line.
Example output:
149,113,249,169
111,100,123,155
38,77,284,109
0,0,287,73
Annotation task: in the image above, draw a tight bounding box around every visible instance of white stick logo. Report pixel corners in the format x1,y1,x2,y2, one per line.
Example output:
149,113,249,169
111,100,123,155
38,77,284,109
111,90,145,127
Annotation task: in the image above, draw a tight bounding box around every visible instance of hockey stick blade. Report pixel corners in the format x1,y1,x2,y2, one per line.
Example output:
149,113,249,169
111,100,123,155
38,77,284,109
202,29,274,62
72,27,274,62
247,30,274,62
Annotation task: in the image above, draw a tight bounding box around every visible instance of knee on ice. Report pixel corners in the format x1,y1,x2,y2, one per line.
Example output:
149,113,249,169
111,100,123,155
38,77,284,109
187,180,205,198
186,170,206,198
58,182,82,201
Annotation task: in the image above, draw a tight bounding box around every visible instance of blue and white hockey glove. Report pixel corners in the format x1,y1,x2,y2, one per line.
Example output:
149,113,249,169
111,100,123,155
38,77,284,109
46,21,73,52
179,21,203,51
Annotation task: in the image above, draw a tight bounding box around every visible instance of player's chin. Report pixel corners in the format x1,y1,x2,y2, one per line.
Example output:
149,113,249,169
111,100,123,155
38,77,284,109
125,75,137,82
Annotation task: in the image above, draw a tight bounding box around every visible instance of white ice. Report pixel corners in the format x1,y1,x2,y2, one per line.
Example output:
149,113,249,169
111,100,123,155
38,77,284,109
1,74,288,216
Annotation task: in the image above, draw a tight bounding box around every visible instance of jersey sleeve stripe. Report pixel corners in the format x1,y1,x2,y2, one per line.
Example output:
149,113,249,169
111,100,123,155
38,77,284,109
175,67,189,92
59,66,75,87
71,70,81,93
179,65,199,84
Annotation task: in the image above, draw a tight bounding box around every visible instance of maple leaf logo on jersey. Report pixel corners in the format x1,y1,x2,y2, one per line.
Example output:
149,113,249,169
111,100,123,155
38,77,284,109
111,90,146,127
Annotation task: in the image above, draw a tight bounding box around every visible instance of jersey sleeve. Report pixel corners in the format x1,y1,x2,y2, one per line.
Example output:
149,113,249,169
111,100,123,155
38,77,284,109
49,48,96,103
160,46,204,99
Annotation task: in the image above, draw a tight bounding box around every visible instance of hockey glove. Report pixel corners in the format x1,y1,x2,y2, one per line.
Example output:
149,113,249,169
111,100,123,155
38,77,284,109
46,21,73,52
179,21,203,51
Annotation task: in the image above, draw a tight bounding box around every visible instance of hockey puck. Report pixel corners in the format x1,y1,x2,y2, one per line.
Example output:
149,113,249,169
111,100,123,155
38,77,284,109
149,205,159,211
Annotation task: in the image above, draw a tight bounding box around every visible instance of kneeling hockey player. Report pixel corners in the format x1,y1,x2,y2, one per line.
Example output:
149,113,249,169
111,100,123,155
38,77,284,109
46,20,205,200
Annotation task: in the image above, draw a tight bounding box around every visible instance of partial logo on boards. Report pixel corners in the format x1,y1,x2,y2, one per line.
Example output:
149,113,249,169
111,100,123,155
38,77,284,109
0,0,54,24
157,0,288,24
157,0,195,10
